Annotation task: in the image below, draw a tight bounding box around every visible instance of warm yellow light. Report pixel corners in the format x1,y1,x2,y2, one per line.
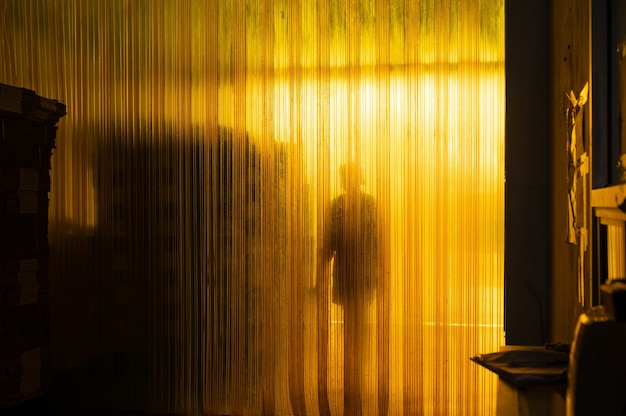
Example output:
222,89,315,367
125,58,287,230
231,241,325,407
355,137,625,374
1,0,505,413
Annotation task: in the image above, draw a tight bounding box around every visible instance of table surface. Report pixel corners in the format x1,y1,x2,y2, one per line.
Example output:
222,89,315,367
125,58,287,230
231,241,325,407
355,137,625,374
489,345,567,416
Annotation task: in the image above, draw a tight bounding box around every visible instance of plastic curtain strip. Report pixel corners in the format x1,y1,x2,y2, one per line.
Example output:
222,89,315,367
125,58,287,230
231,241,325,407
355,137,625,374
0,0,505,414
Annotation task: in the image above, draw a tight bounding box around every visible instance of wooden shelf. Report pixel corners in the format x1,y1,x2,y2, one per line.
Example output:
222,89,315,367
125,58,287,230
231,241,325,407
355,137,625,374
592,184,626,223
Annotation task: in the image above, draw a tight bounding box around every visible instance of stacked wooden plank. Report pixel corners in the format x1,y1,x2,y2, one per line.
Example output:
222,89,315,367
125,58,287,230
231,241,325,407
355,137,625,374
0,83,66,408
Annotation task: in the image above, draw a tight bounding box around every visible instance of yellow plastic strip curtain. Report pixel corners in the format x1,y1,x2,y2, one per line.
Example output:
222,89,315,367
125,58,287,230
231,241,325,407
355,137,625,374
0,0,504,414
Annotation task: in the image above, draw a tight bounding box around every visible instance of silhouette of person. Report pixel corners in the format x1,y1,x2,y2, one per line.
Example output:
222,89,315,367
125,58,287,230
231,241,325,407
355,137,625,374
323,162,378,415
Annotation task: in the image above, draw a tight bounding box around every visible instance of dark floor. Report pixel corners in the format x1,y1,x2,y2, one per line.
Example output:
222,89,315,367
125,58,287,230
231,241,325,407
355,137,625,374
0,356,178,416
1,395,163,416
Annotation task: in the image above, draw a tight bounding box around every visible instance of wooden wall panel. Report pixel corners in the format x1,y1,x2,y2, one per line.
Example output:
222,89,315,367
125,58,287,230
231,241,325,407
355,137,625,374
549,0,591,343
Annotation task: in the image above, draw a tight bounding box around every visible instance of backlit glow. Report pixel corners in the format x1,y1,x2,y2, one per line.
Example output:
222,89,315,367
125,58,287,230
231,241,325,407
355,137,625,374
0,0,504,414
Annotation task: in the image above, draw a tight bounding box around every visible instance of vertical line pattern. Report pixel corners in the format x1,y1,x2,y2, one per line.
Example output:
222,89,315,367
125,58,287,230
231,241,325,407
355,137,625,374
0,0,504,414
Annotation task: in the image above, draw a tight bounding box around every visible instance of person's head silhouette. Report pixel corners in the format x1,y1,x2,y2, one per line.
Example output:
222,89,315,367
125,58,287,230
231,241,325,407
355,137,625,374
339,162,364,195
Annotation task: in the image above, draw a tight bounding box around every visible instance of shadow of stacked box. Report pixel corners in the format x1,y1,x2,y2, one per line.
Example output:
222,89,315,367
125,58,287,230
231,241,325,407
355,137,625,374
0,84,66,409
